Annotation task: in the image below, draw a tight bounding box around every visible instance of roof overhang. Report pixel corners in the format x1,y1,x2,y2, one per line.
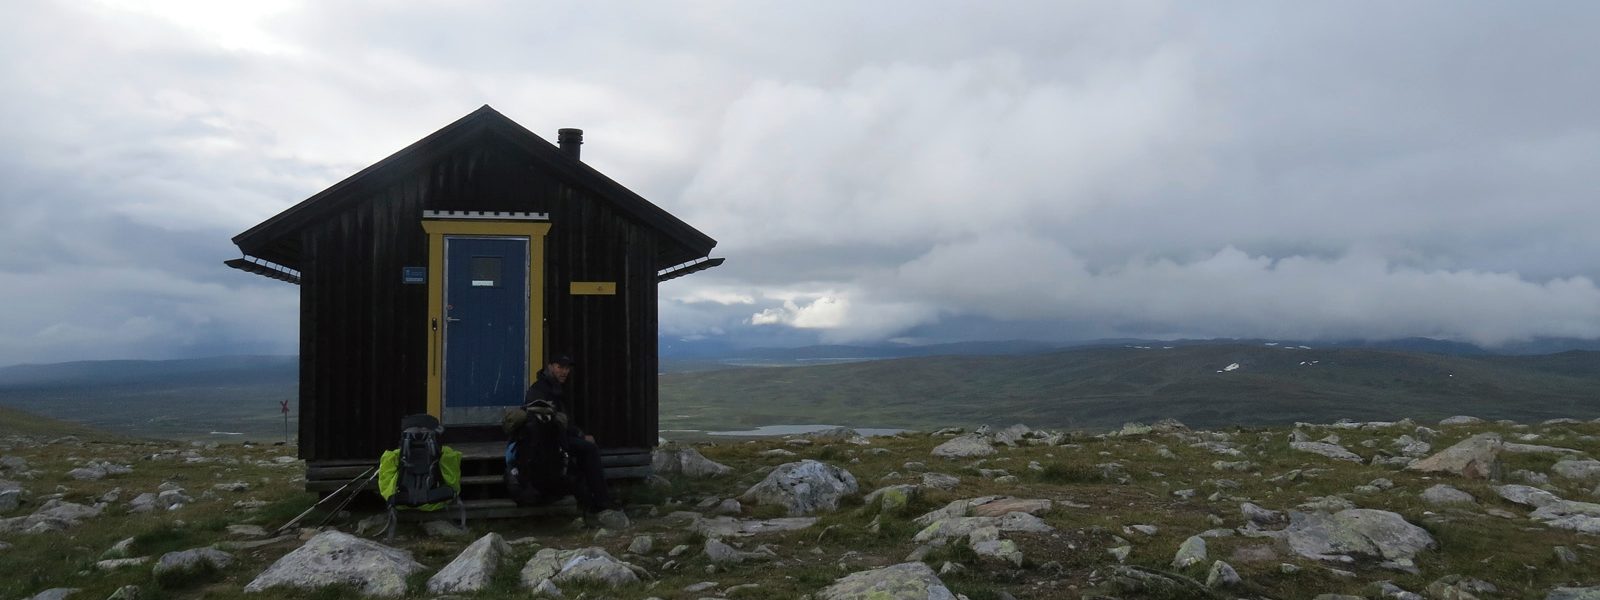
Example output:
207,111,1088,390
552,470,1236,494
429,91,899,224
225,256,301,285
657,257,724,283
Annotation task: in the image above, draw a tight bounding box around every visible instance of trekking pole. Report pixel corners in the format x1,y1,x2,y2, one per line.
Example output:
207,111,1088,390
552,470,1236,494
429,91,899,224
316,468,380,528
272,466,375,534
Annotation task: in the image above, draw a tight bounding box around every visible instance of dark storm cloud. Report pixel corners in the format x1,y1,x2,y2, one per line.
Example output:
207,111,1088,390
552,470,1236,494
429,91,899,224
2,2,1597,364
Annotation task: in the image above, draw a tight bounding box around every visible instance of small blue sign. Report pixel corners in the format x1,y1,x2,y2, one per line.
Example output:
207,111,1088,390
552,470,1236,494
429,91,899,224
402,267,427,284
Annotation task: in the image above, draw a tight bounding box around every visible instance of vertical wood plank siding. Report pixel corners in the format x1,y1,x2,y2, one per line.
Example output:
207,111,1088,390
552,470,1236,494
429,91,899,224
298,140,663,460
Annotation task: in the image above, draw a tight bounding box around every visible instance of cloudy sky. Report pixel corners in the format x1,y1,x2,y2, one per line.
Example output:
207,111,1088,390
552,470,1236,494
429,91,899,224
2,1,1598,365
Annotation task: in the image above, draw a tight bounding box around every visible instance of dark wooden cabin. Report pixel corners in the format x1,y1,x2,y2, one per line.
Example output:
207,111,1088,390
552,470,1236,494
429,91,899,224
227,106,721,500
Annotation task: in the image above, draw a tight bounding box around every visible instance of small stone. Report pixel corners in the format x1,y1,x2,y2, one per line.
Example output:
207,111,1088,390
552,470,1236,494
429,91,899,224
1555,545,1580,564
1205,560,1240,588
628,535,654,555
1172,536,1207,569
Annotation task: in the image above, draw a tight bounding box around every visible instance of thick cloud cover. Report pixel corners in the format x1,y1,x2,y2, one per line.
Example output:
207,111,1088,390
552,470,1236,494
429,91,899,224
1,2,1596,364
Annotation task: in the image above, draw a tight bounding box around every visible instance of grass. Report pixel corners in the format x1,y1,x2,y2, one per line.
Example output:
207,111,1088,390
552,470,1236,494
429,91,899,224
4,408,1600,598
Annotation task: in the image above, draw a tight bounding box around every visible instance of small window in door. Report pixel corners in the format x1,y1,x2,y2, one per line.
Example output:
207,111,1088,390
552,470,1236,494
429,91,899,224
470,256,500,287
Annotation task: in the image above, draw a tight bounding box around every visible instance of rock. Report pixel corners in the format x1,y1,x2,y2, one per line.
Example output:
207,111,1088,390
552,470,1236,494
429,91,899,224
1290,441,1362,462
920,473,960,490
1116,422,1154,437
1172,536,1207,569
628,535,653,555
930,434,994,458
1426,575,1498,599
597,509,630,530
816,562,956,600
152,547,234,583
968,497,1052,518
102,536,137,559
1496,484,1562,508
704,538,776,564
1283,509,1436,564
1421,484,1476,506
427,533,511,594
1407,433,1502,479
1241,502,1285,526
519,547,647,589
866,485,917,514
1505,443,1585,456
96,557,151,570
969,536,1022,567
1104,565,1210,597
739,460,858,516
23,589,79,600
1554,459,1600,482
690,516,818,537
66,466,106,481
1371,581,1423,600
226,524,268,538
531,578,563,597
105,585,140,600
244,530,425,596
0,488,20,513
1546,588,1600,600
1108,545,1132,562
1439,416,1485,426
1151,418,1188,433
0,499,100,534
913,512,1053,544
1205,560,1241,588
991,424,1031,447
653,444,733,477
1555,546,1580,564
1230,544,1278,563
416,519,467,538
1529,498,1600,534
1192,442,1243,457
760,449,797,458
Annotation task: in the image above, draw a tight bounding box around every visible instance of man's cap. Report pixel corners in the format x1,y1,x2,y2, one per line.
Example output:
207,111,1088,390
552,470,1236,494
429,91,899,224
550,354,576,366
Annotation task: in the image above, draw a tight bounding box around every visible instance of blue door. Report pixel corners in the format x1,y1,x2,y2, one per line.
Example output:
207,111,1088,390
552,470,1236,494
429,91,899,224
443,236,529,423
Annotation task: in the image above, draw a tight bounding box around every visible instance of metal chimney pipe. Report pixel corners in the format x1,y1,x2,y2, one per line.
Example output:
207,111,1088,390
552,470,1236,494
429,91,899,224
557,128,583,160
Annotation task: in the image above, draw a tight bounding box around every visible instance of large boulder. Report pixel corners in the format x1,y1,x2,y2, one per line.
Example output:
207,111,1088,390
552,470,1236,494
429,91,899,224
519,547,647,589
1407,433,1502,479
739,460,858,516
244,531,425,597
1284,509,1436,568
1439,416,1485,426
427,533,512,594
1548,587,1600,600
931,434,995,458
652,444,733,477
1496,485,1562,508
817,562,957,600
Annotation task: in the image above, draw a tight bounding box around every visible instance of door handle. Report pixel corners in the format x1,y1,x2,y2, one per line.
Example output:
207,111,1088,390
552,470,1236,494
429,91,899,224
446,317,462,322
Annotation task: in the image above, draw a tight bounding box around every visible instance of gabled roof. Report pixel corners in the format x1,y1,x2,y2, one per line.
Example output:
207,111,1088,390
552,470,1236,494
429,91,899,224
231,105,717,269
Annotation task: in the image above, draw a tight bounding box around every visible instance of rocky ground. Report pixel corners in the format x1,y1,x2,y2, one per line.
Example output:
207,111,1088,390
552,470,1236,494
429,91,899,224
4,416,1600,599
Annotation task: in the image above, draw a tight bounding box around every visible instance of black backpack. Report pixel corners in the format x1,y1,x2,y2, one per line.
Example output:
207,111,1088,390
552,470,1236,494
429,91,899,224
394,414,455,505
385,414,463,538
504,400,574,505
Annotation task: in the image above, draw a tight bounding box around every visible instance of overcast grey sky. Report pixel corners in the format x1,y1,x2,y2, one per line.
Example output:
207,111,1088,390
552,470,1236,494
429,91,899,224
2,1,1598,365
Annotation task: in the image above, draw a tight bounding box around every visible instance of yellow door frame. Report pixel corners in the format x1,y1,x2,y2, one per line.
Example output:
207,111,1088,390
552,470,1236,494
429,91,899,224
421,218,551,420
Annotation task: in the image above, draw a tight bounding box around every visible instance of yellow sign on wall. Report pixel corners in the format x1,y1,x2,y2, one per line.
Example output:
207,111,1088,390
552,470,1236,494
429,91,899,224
571,281,616,295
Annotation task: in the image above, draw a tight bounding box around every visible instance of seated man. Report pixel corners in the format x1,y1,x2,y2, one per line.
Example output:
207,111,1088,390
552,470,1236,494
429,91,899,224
520,353,614,515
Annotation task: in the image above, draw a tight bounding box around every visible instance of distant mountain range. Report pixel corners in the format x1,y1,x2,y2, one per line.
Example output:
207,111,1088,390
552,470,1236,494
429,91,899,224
2,340,1598,440
658,344,1600,434
659,336,1600,362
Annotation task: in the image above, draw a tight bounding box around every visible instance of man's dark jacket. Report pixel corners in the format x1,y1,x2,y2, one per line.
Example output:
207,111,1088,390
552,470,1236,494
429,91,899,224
524,369,583,438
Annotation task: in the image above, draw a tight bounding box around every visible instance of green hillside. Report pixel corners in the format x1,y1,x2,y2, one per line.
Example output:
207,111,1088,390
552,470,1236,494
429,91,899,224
660,345,1600,433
